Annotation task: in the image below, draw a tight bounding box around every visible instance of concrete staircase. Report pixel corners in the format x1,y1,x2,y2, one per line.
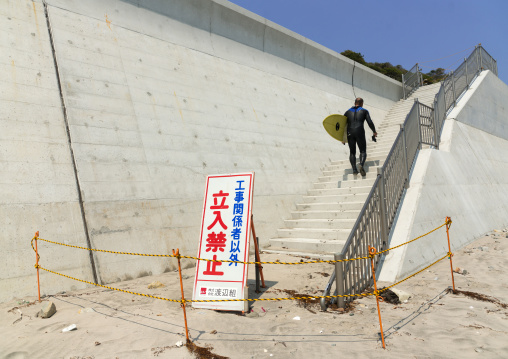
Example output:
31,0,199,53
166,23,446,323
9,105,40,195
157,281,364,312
266,83,442,256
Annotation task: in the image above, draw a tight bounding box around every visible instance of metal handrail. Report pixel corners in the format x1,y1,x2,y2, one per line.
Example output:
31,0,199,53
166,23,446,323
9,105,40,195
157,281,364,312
402,63,423,99
321,45,497,311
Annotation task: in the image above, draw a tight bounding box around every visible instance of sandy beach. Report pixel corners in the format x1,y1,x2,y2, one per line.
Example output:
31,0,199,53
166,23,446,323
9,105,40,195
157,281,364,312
1,229,507,359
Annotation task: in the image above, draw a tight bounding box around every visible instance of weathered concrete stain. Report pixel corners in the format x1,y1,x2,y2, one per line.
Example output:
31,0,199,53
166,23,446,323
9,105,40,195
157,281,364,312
105,14,111,30
173,91,184,122
90,225,132,236
32,2,40,36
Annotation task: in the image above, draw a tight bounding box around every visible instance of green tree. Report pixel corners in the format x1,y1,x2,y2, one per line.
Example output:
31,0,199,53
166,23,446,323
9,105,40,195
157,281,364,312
427,68,447,81
341,49,448,84
341,50,367,65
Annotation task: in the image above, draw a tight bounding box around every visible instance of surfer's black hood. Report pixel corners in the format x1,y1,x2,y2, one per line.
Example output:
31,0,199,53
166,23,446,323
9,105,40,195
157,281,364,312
344,106,376,133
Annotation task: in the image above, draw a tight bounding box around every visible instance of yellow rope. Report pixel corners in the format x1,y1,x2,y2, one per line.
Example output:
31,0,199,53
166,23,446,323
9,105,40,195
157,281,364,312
378,253,449,293
32,218,456,307
33,237,369,264
33,219,451,264
35,265,373,303
36,265,181,303
376,221,448,256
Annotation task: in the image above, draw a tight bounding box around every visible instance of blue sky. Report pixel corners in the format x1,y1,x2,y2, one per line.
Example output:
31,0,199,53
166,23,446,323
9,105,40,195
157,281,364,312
228,0,508,84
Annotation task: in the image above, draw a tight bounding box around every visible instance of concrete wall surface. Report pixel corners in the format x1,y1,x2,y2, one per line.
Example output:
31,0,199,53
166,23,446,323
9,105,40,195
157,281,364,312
0,0,95,302
380,71,508,282
2,0,402,300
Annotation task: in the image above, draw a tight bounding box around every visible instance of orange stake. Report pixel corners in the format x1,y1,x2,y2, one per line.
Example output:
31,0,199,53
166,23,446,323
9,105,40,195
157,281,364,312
445,217,455,291
369,246,386,349
35,231,41,303
173,248,190,342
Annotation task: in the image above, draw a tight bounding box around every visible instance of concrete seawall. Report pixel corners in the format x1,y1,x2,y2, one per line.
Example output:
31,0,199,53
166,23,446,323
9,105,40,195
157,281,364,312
1,0,402,301
0,0,95,300
380,71,508,282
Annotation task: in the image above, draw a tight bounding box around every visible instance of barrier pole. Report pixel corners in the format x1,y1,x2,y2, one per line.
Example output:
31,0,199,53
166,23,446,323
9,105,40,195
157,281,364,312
172,248,190,342
445,217,455,291
35,231,41,303
250,215,266,288
369,246,386,349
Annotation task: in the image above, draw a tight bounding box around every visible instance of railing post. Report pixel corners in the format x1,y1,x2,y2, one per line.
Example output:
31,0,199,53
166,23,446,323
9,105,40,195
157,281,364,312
479,45,483,71
451,71,457,107
334,253,345,309
433,98,440,150
465,58,469,89
400,124,410,189
402,73,406,99
377,168,389,250
416,99,422,150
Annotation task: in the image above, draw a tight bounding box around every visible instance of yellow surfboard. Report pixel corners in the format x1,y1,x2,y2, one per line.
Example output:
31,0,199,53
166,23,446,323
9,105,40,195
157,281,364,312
323,114,348,143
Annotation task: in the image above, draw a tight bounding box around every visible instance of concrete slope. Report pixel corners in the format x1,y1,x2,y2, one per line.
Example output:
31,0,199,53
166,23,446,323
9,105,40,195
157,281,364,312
380,71,508,282
267,83,441,255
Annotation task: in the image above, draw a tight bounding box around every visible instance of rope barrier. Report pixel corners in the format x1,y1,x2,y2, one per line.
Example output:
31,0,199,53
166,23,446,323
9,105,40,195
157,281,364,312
376,220,450,255
33,237,174,257
32,216,457,349
378,253,450,293
36,265,182,303
33,238,452,305
35,264,374,303
33,237,369,264
33,219,451,264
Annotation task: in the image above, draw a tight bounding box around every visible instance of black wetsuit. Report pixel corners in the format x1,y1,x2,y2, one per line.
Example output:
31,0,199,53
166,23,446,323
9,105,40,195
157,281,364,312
344,106,376,171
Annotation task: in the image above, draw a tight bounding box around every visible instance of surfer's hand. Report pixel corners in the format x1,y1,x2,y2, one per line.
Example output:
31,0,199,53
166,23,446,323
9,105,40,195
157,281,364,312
342,142,345,145
373,132,378,137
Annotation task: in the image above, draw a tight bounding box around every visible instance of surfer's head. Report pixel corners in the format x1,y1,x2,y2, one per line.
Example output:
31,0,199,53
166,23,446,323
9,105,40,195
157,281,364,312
355,98,363,107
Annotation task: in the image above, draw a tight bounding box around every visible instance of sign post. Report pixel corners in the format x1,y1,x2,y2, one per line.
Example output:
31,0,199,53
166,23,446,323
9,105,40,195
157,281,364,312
192,173,254,311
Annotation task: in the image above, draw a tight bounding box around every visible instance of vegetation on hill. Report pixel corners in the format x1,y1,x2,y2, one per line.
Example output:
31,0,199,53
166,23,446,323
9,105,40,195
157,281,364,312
341,50,447,85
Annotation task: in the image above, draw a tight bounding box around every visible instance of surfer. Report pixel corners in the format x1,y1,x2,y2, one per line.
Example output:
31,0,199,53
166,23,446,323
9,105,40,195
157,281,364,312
343,98,377,176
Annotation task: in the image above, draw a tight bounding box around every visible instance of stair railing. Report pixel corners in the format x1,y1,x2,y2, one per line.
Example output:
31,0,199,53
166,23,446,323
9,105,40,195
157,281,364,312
402,63,423,99
321,44,497,310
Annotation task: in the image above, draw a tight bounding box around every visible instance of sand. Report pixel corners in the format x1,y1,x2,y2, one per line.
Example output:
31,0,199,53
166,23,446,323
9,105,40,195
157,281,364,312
1,229,507,359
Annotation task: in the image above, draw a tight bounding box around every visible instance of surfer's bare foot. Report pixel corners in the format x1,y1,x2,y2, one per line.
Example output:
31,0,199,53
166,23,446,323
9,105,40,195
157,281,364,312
353,170,359,175
359,166,366,177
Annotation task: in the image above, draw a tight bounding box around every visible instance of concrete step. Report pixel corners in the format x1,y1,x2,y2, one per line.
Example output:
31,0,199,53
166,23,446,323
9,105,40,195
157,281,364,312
313,177,376,189
284,218,355,229
385,108,417,115
379,123,404,130
378,126,402,133
319,170,378,182
268,238,347,253
307,185,373,196
369,143,397,152
277,228,351,241
384,108,415,115
302,192,369,203
363,150,389,158
380,118,408,125
290,209,360,220
328,159,382,168
296,201,365,211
